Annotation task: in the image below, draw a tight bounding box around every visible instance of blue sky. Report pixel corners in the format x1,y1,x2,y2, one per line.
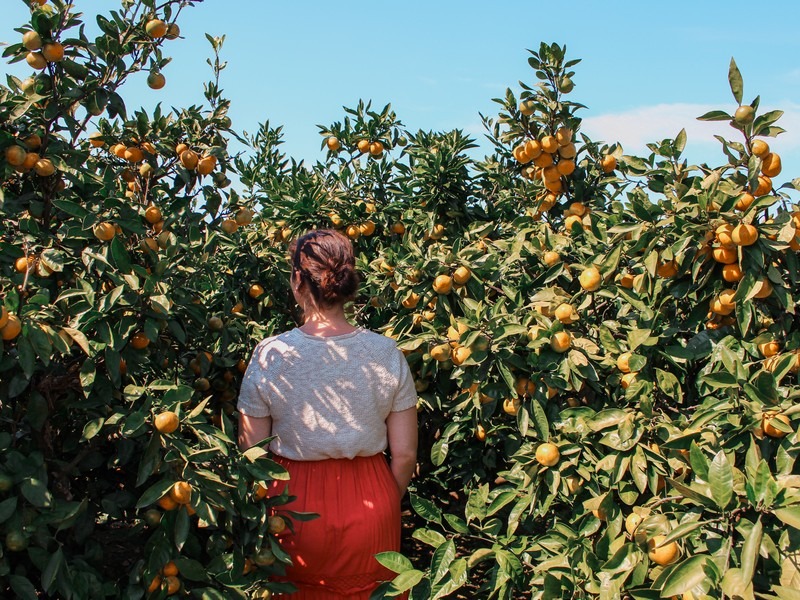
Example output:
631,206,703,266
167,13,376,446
3,1,800,195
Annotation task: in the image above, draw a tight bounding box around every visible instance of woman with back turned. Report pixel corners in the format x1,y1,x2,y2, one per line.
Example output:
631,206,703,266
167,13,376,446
238,229,418,599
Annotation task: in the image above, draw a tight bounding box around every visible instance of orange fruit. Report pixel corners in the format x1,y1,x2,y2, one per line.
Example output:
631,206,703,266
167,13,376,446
0,315,22,341
513,144,531,164
5,145,28,167
648,535,680,565
734,105,755,125
621,372,638,389
533,152,554,168
543,251,560,266
556,159,576,176
554,303,577,324
26,52,47,70
617,352,632,373
390,221,405,235
475,424,487,441
525,139,543,159
164,575,180,595
42,42,64,62
165,23,181,39
731,223,758,246
94,222,116,241
157,495,178,510
196,155,217,175
535,442,560,466
451,346,471,366
600,155,617,173
268,515,286,534
144,205,162,224
401,293,420,309
550,331,571,353
564,214,583,232
433,274,453,294
179,149,198,170
22,30,43,51
502,398,521,415
751,139,770,157
453,266,471,285
579,266,601,291
23,134,42,150
34,158,55,176
174,143,189,156
169,481,192,504
235,208,254,225
754,175,772,196
758,341,780,358
712,247,737,264
221,219,238,234
559,143,577,159
656,260,678,278
359,221,376,236
625,513,643,536
430,343,451,362
147,72,166,90
130,332,150,350
154,411,179,434
325,136,341,151
753,278,773,299
618,272,634,288
248,284,264,299
540,136,558,154
519,100,535,116
369,141,385,156
0,307,8,330
555,127,573,146
124,146,143,163
735,193,754,211
356,139,370,153
162,561,179,577
761,152,781,177
721,263,743,282
15,255,34,273
762,413,790,438
146,19,168,38
147,574,162,593
345,224,360,239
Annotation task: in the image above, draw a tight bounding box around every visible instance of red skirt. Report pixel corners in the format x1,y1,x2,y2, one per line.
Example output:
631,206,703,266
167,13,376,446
269,454,405,599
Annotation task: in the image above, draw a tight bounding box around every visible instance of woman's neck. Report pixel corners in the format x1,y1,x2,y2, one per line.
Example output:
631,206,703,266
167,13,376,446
299,305,358,337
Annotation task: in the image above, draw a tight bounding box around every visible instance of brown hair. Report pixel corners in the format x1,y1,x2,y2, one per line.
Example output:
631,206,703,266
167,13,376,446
290,229,360,307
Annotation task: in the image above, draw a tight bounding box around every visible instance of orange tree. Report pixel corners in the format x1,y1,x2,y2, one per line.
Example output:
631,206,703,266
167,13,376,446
0,1,306,598
3,2,800,598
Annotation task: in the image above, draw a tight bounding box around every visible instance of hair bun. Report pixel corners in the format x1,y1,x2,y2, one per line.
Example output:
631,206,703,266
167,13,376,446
290,229,360,307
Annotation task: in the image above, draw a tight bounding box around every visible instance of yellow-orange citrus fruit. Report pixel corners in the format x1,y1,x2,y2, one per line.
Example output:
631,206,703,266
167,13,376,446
657,260,678,278
42,42,64,62
543,251,560,266
618,273,634,288
268,515,286,534
146,19,168,38
94,222,116,241
34,158,55,176
525,139,543,159
540,135,558,154
617,352,632,373
475,424,486,441
731,223,758,246
0,307,8,330
235,208,254,225
600,155,617,173
502,398,521,415
453,266,471,285
758,341,780,358
452,346,471,366
26,51,47,70
579,266,601,291
721,263,743,282
169,481,192,504
751,139,770,157
621,372,638,389
157,495,178,511
165,23,181,40
369,141,384,156
147,72,166,89
401,293,420,309
345,224,360,239
554,303,576,324
430,343,451,362
162,561,179,577
519,100,535,116
555,127,573,146
248,284,265,299
356,139,370,153
15,256,33,273
625,513,643,536
533,151,554,168
390,221,405,235
144,205,162,224
175,143,189,156
147,575,162,593
155,411,179,434
550,331,571,353
762,413,790,438
754,175,772,196
535,442,560,466
326,136,341,151
196,155,217,175
130,332,150,350
164,575,180,595
5,145,28,167
753,278,773,299
22,30,42,51
1,315,22,341
761,153,782,177
712,247,737,264
433,274,453,294
559,142,577,159
179,149,198,170
359,221,376,236
648,535,680,565
564,214,583,232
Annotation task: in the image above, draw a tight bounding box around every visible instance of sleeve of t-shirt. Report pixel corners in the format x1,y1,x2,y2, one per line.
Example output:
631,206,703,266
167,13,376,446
390,347,418,412
237,340,272,418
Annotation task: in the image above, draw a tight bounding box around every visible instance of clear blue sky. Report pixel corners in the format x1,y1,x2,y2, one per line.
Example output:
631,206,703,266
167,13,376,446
3,1,800,194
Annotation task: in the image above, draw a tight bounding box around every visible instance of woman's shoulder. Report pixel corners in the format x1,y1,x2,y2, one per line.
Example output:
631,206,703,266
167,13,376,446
252,330,301,359
357,329,405,357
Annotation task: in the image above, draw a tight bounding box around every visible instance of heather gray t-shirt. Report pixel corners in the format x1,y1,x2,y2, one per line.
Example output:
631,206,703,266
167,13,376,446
238,327,418,460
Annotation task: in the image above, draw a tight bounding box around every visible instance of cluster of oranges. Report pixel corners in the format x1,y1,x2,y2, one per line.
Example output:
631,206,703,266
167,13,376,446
3,135,56,178
513,126,577,196
0,307,22,342
21,28,64,71
325,135,387,158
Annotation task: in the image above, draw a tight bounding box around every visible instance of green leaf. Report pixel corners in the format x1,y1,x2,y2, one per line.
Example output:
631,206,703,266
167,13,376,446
21,477,52,508
9,575,37,600
375,551,413,574
41,547,63,593
410,494,442,524
136,479,174,509
388,570,425,594
740,517,762,582
661,555,715,597
412,528,447,547
430,540,456,586
708,451,733,510
721,567,754,600
82,417,104,441
774,507,800,529
0,497,18,524
728,58,744,105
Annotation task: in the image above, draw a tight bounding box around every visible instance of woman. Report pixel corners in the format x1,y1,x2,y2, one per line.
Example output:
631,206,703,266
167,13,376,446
238,229,418,599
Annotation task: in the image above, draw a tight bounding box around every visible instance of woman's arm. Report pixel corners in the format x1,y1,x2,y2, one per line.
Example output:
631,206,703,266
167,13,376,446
386,406,418,496
238,414,272,451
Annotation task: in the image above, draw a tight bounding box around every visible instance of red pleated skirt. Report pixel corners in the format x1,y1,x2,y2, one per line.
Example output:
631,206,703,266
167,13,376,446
269,454,405,600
